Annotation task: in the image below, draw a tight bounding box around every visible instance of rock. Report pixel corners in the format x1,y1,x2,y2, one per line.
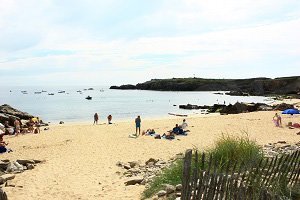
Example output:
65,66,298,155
140,179,147,185
0,174,15,182
26,164,34,170
0,104,34,123
116,161,123,167
0,188,7,200
225,91,249,96
0,161,8,171
176,184,182,191
257,105,273,111
157,190,167,197
145,158,158,165
277,141,286,144
6,161,24,173
123,164,131,170
176,192,181,197
16,159,35,165
33,159,44,164
147,162,154,167
273,103,294,111
110,84,136,90
124,177,144,186
128,161,139,168
165,184,175,194
128,168,140,174
59,121,64,124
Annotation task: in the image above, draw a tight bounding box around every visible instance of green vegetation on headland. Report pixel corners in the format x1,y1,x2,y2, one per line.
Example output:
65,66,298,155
110,76,300,96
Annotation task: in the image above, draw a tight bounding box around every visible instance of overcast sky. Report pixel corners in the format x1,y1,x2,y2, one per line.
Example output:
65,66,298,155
0,0,299,86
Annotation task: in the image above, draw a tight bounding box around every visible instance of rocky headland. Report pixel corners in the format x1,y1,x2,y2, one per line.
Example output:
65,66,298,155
0,104,34,125
110,76,300,96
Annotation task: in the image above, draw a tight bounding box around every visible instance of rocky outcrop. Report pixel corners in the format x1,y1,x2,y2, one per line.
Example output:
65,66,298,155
179,102,286,114
273,103,294,111
110,76,300,96
263,141,300,158
0,104,34,125
116,153,184,188
110,84,136,90
0,158,44,199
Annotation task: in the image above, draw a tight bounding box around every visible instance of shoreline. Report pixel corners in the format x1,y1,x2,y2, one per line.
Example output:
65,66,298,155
44,97,300,125
1,100,300,200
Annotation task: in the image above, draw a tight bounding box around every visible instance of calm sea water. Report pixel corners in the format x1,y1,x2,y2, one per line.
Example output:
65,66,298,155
0,86,272,123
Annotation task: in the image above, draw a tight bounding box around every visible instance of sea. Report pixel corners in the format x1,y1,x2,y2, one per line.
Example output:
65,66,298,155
0,86,273,123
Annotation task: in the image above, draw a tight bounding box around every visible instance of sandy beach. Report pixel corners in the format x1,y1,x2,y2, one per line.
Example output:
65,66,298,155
1,110,300,200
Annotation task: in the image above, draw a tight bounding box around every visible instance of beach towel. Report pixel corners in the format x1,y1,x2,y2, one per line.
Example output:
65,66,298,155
128,134,138,138
161,135,175,140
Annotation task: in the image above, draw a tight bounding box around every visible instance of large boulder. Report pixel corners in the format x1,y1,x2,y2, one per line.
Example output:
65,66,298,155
0,104,34,119
0,104,34,124
124,176,144,185
273,103,294,111
0,188,7,200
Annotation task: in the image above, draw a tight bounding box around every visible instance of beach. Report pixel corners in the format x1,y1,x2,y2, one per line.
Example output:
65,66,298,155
1,110,300,200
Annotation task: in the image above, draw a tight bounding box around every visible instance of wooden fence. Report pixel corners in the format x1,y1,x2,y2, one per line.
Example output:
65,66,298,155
181,149,300,200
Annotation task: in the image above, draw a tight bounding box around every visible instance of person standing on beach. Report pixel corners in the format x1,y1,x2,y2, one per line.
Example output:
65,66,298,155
273,113,282,127
14,119,21,136
94,113,99,125
135,116,141,136
107,115,112,124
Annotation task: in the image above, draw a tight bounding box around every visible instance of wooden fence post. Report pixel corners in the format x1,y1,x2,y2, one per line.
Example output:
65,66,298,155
182,149,193,200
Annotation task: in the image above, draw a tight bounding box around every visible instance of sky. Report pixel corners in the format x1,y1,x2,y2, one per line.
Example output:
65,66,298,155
0,0,300,86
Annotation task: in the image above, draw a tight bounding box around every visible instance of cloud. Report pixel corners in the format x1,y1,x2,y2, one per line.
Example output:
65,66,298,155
0,0,300,85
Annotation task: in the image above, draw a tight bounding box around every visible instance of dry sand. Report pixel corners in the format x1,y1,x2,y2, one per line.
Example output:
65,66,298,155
1,111,300,199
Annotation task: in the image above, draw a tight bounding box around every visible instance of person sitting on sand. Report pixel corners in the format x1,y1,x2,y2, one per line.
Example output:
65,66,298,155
107,115,112,124
172,124,184,135
142,129,156,136
180,119,188,131
162,131,175,140
27,119,35,133
273,113,282,127
0,133,11,153
288,122,300,129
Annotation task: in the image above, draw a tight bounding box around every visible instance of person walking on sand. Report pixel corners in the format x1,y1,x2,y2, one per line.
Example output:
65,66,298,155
135,116,141,136
94,113,99,125
273,113,282,127
107,115,112,124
